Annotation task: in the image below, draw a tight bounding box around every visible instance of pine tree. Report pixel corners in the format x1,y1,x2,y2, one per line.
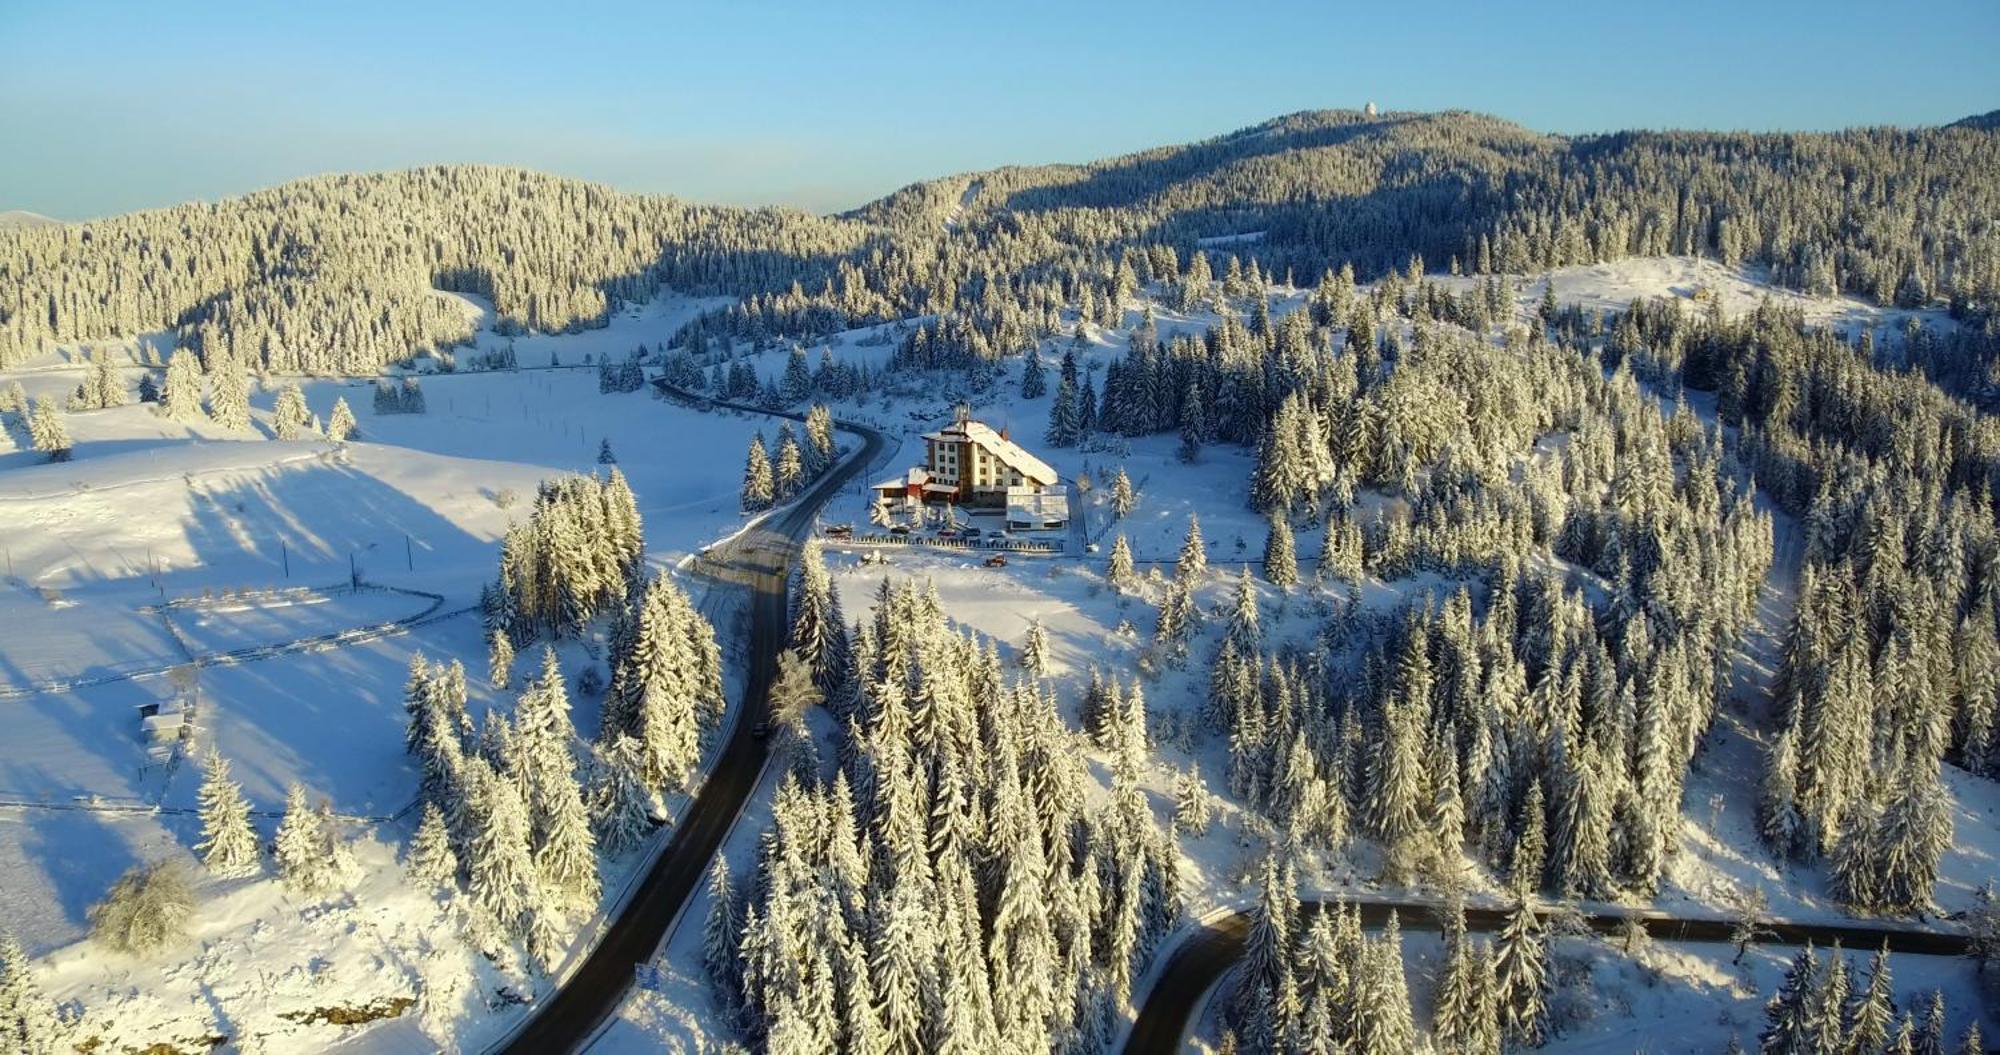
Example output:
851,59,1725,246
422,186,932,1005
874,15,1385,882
1173,764,1212,835
741,433,775,511
1046,367,1081,448
1021,347,1047,399
489,629,515,690
27,399,70,462
1848,944,1895,1055
1492,896,1547,1047
608,575,706,791
1761,726,1808,861
207,354,250,429
407,801,459,889
597,438,617,465
465,758,536,935
274,783,336,896
790,538,853,697
1106,534,1137,591
1914,991,1948,1055
160,350,204,420
1110,469,1137,518
1757,943,1820,1055
194,748,259,877
589,734,661,855
1177,381,1205,464
1175,514,1207,584
1263,514,1297,588
325,396,357,442
775,426,805,500
1238,855,1294,1012
514,649,600,915
781,345,813,403
1432,899,1484,1054
272,383,310,439
0,930,62,1054
81,351,127,411
702,857,742,1007
1513,779,1548,896
1020,619,1050,678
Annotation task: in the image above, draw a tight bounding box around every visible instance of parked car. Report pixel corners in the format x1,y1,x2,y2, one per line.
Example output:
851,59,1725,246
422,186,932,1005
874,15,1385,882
936,527,960,539
984,554,1009,568
960,526,982,538
824,523,853,538
889,524,912,536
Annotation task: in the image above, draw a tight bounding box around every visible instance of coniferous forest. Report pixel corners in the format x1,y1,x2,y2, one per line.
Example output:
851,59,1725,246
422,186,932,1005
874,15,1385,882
4,104,2000,1054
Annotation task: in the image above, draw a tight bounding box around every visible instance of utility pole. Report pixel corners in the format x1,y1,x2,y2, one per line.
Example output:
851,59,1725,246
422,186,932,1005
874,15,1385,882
282,542,289,579
405,534,414,572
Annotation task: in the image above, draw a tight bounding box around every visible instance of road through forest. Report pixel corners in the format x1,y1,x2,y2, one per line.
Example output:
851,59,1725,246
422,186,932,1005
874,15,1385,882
493,388,884,1054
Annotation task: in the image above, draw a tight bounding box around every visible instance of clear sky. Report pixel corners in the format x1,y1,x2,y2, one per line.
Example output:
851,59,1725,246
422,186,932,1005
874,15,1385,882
4,0,1996,221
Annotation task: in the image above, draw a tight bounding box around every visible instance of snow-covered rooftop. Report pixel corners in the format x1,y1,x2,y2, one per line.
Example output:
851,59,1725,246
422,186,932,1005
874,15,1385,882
923,418,1058,485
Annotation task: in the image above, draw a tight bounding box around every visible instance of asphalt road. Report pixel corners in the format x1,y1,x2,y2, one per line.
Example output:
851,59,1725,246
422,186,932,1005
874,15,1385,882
495,387,884,1054
1123,898,1979,1055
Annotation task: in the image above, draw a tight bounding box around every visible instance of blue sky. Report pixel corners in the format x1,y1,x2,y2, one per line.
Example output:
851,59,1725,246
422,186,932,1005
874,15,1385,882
4,0,1996,221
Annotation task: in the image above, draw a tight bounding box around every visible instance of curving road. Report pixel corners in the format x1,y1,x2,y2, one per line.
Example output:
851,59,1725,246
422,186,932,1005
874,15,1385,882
494,385,884,1054
1124,898,1977,1055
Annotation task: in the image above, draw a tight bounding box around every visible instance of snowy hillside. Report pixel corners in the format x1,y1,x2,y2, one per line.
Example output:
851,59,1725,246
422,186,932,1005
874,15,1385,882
0,288,857,1052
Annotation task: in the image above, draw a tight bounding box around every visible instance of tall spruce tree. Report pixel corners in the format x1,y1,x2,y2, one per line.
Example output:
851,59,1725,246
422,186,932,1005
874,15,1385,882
194,748,259,877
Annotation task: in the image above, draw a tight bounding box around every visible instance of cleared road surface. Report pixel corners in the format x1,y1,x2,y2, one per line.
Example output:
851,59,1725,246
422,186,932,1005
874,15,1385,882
1124,898,1978,1055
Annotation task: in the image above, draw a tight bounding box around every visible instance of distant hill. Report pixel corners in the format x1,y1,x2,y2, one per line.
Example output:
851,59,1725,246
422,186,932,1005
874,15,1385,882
4,106,1998,373
0,210,59,230
1947,109,2000,131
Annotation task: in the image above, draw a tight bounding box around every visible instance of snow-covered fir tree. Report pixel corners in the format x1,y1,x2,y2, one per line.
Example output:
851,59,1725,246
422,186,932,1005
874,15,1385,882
27,399,70,461
1174,514,1207,583
1106,534,1137,592
511,648,600,916
488,628,514,690
206,353,251,429
272,383,311,439
790,538,853,698
1262,514,1297,588
325,395,357,441
774,423,805,501
741,432,775,511
588,733,661,855
603,571,724,789
273,783,330,895
1173,764,1212,835
1019,618,1050,679
407,801,459,890
159,350,204,421
194,747,259,877
0,930,62,1054
1021,346,1047,399
1110,468,1136,518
